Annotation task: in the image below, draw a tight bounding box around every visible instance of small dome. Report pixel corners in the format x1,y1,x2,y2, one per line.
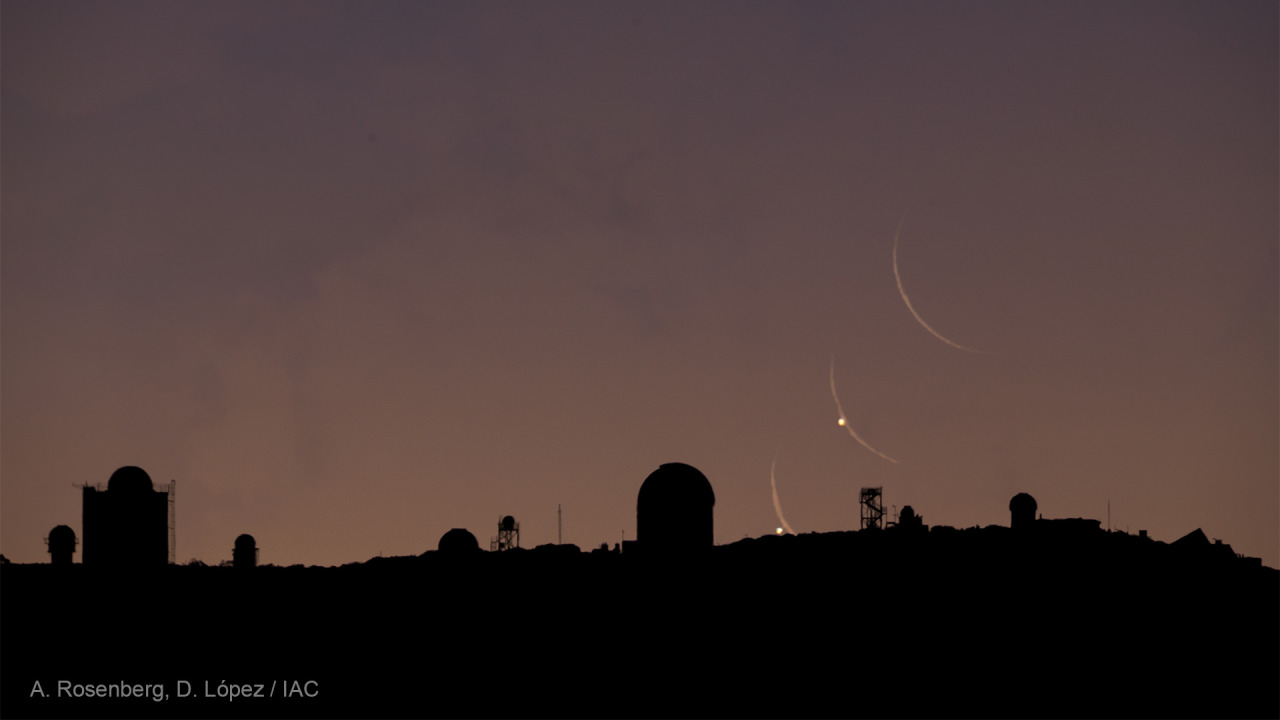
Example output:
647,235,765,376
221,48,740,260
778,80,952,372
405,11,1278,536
1009,493,1037,514
438,528,480,553
501,515,516,532
900,506,916,522
48,525,77,548
108,466,153,493
232,533,258,569
49,524,76,541
48,524,77,564
1009,493,1038,530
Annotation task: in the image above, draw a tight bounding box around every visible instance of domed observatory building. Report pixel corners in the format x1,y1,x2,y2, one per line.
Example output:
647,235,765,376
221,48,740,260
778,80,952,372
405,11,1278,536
47,525,77,565
1010,493,1038,531
438,528,480,554
82,466,173,566
636,462,716,554
233,534,258,569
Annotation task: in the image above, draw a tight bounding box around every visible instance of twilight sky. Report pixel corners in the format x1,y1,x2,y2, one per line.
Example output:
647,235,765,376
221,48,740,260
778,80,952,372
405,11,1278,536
3,0,1276,568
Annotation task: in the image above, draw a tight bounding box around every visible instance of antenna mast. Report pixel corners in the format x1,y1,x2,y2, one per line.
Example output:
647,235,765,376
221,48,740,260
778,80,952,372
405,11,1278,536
558,504,562,545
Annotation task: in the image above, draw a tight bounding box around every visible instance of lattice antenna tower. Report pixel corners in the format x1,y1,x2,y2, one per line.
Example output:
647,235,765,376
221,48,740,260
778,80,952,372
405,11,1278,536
860,487,885,531
491,515,519,551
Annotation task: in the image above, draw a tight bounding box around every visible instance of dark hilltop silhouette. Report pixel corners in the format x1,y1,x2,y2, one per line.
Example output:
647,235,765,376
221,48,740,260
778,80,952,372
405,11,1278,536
2,464,1276,719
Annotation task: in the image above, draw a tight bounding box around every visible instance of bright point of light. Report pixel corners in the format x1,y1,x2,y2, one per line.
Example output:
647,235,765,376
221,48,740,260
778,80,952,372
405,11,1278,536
776,527,784,535
837,417,846,426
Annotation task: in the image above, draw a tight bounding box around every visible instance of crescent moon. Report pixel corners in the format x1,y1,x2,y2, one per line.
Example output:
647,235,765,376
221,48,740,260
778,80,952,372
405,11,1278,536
829,355,899,464
770,454,796,535
892,218,981,353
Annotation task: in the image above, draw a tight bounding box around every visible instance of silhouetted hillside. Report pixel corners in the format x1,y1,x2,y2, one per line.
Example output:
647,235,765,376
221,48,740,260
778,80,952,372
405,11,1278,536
3,525,1276,719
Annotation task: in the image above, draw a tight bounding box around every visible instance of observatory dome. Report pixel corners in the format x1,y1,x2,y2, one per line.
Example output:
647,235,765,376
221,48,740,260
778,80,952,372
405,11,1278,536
636,462,716,551
233,533,258,568
48,524,77,564
638,462,715,507
108,466,153,493
48,520,76,538
438,528,480,553
501,516,516,532
1009,493,1038,529
49,525,76,547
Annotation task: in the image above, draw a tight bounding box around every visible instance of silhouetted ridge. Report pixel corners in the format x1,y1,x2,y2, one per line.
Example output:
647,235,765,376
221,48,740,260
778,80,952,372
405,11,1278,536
6,474,1275,719
5,520,1273,720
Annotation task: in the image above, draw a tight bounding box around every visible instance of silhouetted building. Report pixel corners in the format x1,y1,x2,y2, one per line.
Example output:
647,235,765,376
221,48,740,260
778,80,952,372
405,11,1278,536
82,466,173,566
438,528,480,553
233,534,258,569
1173,528,1210,548
1171,528,1240,563
46,525,77,565
636,462,715,552
897,506,925,532
1009,493,1037,530
491,515,519,551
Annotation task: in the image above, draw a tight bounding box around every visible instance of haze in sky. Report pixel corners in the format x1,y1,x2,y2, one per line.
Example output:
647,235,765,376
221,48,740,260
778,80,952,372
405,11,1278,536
3,0,1276,569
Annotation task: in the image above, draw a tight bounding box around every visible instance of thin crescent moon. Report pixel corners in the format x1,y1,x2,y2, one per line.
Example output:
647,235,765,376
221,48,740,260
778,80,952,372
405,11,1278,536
892,218,981,353
770,454,796,535
829,355,899,464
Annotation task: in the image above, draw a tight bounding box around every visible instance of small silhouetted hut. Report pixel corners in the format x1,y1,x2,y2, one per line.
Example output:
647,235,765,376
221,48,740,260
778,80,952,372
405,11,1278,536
1010,493,1038,530
233,534,258,569
438,528,480,554
636,462,716,553
47,525,77,565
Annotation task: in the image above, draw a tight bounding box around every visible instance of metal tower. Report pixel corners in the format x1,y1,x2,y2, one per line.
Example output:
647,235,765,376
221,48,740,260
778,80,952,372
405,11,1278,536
490,515,519,551
860,487,885,530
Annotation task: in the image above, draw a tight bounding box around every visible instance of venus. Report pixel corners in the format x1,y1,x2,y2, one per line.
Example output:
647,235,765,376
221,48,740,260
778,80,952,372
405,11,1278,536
829,355,899,464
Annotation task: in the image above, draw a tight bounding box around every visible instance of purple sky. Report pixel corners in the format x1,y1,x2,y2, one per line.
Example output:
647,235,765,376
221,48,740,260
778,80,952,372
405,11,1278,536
3,0,1276,568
